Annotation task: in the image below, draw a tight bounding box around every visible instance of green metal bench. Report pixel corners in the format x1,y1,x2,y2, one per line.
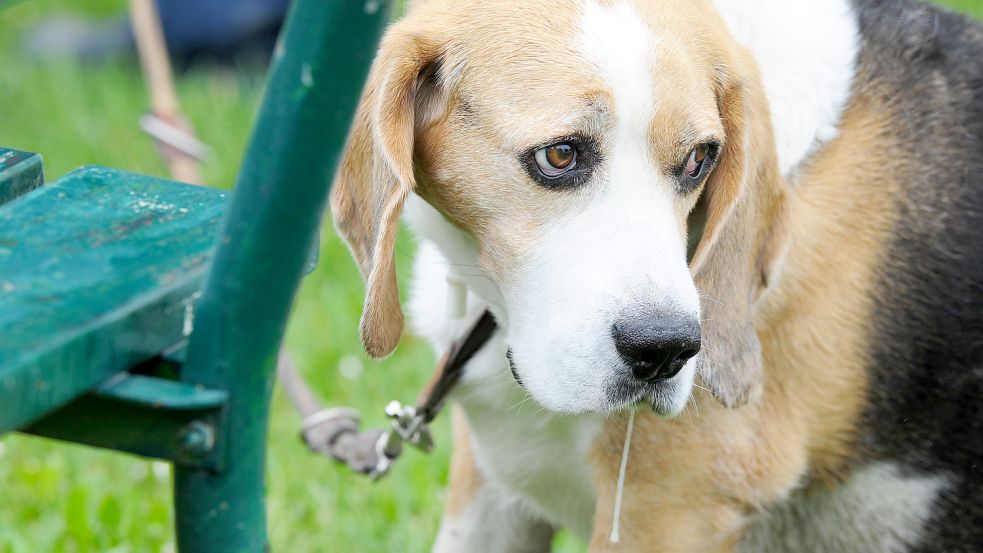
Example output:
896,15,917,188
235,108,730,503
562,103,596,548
0,1,392,550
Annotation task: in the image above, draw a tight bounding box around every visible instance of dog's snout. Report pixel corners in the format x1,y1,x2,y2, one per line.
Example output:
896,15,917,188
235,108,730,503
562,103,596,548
612,313,701,382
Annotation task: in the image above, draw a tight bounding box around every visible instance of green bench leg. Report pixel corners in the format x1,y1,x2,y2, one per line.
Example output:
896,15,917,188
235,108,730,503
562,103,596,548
171,0,391,551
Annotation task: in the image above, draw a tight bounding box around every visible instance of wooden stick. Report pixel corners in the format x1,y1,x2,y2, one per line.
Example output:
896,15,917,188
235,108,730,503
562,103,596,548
129,0,202,185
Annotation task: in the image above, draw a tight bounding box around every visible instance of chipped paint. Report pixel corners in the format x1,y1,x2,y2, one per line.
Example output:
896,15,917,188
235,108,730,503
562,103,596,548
131,192,179,212
301,63,314,87
183,297,197,337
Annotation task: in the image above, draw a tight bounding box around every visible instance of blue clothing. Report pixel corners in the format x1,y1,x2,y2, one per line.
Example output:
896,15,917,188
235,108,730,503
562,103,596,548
154,0,290,62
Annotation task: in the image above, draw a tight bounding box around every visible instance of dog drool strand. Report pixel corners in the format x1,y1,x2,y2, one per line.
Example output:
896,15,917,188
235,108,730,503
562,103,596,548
610,410,636,544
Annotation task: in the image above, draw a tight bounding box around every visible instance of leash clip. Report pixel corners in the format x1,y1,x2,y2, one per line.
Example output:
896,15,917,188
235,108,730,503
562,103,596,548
368,400,435,480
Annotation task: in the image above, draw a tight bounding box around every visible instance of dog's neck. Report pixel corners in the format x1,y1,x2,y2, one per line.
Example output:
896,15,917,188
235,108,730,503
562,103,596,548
710,0,859,177
402,193,509,324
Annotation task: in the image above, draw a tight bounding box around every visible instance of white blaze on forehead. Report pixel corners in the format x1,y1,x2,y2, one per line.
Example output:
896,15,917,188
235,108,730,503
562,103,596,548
577,0,658,141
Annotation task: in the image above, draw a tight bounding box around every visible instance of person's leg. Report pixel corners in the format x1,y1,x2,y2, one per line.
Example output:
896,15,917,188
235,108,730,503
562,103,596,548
24,0,290,66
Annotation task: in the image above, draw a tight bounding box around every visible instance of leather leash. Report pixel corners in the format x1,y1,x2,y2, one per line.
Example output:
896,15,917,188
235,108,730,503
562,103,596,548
279,310,497,480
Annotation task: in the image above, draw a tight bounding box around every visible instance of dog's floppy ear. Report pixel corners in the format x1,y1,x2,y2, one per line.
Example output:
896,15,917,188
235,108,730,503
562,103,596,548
331,21,451,358
687,54,777,408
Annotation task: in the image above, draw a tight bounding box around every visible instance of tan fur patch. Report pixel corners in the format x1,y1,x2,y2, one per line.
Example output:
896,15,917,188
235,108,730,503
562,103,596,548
411,0,615,284
445,406,484,517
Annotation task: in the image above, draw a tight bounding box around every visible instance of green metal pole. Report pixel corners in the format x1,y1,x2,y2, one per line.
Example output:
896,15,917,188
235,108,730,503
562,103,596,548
173,1,391,551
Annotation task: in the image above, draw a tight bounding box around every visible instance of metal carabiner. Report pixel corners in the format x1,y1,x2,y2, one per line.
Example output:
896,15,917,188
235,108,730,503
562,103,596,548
368,400,436,480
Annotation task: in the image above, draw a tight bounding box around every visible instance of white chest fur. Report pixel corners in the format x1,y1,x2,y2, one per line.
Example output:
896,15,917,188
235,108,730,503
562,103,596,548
409,240,603,539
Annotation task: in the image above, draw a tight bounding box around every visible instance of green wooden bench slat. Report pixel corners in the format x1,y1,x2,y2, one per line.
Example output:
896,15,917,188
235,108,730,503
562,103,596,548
0,148,44,206
0,166,228,432
22,373,228,470
93,372,227,411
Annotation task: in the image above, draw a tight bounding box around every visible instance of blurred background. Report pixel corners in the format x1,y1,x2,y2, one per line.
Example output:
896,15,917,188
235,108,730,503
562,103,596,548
0,1,980,552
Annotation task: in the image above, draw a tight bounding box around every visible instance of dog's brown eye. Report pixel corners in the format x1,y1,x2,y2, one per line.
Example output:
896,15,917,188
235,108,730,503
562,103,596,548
535,143,577,177
685,144,710,178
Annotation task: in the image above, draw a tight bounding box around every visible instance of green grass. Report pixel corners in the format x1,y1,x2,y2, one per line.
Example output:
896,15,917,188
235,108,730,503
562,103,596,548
1,1,981,552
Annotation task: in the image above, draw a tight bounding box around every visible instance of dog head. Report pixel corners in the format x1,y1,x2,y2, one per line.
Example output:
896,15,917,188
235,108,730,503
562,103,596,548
332,0,783,414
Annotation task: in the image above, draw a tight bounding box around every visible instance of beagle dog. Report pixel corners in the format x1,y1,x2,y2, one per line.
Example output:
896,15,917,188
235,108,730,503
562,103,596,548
332,0,983,551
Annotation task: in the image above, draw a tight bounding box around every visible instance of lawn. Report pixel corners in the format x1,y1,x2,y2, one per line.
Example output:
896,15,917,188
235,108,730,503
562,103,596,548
1,1,981,552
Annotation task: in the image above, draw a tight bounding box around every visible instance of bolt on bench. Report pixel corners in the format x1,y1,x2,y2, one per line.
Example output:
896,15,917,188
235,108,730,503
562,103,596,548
0,1,391,550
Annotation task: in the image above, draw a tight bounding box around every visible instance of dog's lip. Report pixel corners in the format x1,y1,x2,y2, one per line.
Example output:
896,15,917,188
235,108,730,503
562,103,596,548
503,350,681,414
648,395,678,418
608,376,662,407
505,347,523,387
611,376,684,416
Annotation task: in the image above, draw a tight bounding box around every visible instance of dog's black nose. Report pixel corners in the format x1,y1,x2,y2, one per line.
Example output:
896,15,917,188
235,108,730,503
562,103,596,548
612,313,701,381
